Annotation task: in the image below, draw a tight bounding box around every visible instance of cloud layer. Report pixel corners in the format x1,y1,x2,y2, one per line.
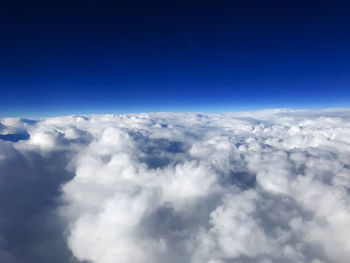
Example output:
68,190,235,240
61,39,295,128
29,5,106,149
1,109,350,263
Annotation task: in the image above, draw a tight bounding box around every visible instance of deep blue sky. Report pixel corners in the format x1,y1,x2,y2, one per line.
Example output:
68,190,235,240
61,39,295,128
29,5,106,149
1,0,350,117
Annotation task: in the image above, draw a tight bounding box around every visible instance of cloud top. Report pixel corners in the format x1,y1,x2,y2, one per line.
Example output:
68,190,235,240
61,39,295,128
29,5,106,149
1,109,350,263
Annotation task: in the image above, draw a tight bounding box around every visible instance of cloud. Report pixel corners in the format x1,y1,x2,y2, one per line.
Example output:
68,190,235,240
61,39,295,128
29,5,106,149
0,109,350,263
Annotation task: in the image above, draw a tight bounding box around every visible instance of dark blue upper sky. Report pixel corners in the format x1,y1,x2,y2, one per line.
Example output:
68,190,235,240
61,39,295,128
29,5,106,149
1,0,350,116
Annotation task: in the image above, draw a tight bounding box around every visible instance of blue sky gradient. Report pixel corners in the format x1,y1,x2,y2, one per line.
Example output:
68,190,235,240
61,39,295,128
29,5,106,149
0,0,349,117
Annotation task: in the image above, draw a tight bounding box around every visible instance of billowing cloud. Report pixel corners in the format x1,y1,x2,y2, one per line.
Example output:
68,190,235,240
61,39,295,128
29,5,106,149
0,109,350,263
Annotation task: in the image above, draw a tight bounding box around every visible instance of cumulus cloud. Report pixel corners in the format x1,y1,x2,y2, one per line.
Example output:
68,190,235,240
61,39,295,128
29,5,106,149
0,109,350,263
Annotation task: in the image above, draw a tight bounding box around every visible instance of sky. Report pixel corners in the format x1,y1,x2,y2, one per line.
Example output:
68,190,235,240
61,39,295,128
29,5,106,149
0,0,350,117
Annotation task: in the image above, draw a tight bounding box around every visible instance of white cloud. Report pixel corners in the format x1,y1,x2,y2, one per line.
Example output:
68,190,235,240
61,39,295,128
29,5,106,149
0,109,350,263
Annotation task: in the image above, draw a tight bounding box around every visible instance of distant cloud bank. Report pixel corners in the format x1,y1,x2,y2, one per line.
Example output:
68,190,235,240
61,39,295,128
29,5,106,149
1,109,350,263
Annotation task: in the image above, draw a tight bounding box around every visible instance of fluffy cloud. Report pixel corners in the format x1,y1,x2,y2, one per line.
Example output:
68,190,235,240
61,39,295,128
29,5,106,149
0,109,350,263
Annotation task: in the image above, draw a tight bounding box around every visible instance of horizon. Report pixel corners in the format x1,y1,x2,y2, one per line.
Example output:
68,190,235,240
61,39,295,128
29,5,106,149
1,106,350,119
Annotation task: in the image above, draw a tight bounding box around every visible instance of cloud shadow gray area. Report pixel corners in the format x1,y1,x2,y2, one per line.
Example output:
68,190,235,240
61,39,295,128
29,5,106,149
131,133,189,169
0,142,81,263
229,171,257,190
139,196,222,263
